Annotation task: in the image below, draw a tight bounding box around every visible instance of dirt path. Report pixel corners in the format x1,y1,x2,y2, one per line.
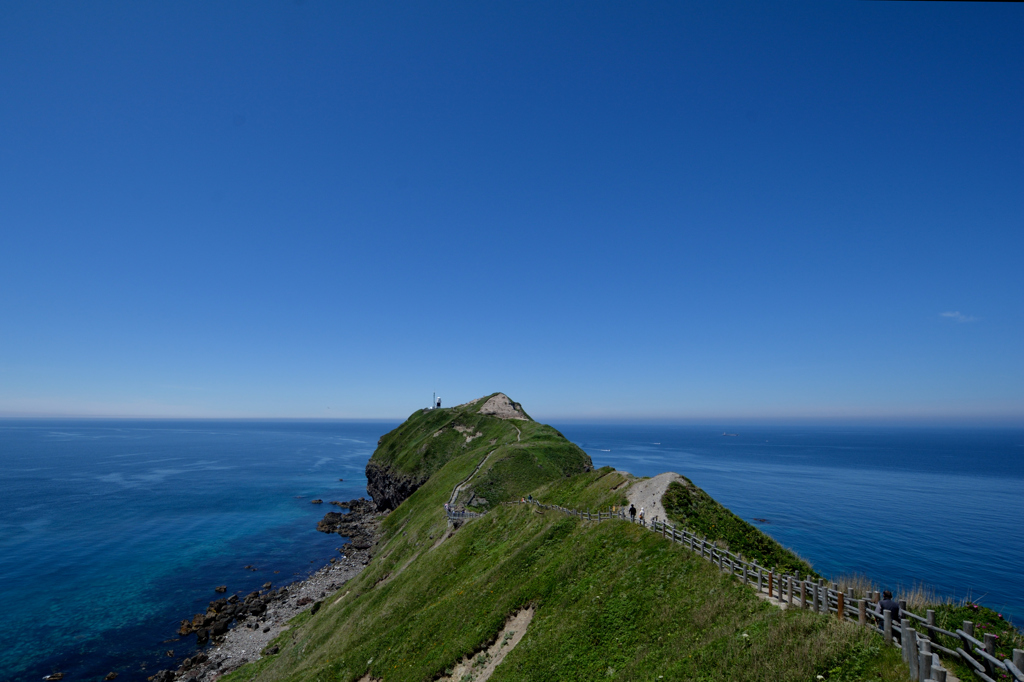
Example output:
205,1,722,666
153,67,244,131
626,472,684,523
449,451,495,506
437,607,535,682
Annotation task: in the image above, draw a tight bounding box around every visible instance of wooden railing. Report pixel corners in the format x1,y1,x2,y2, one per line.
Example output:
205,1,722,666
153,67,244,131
445,508,484,521
451,500,1024,682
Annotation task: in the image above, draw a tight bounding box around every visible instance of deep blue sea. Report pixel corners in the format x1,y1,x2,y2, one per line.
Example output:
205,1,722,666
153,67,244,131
1,420,1022,681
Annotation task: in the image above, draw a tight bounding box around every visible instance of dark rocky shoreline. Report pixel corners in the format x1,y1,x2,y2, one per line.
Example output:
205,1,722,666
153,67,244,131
146,497,383,682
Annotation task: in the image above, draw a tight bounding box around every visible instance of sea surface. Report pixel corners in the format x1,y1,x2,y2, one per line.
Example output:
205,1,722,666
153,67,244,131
1,420,1022,681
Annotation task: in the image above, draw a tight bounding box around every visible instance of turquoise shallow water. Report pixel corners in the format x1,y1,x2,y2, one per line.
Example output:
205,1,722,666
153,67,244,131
0,420,398,682
1,420,1021,680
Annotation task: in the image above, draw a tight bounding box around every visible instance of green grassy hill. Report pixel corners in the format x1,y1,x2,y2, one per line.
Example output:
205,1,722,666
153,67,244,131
366,393,592,511
224,396,908,682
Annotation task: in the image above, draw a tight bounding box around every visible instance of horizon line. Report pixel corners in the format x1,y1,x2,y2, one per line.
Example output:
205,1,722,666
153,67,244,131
1,412,1023,426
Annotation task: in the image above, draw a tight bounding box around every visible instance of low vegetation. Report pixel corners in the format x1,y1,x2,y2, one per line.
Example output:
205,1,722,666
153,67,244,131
908,601,1024,681
531,465,631,510
662,479,819,578
224,503,906,682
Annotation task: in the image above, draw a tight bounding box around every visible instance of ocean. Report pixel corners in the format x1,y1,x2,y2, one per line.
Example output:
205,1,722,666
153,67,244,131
1,420,1021,681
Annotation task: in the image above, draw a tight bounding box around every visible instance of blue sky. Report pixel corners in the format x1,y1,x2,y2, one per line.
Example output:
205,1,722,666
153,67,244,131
1,1,1021,421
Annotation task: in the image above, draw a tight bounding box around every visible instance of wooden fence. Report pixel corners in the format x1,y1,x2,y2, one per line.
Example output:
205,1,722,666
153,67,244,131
445,508,484,521
450,500,1024,682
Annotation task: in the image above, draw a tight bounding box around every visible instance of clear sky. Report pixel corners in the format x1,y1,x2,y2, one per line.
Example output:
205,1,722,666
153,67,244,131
1,1,1021,421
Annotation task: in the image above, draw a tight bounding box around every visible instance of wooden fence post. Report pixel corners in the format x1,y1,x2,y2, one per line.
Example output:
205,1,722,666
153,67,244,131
919,650,932,682
758,569,763,593
905,628,918,680
837,592,844,621
963,620,974,638
801,581,807,610
858,599,867,626
984,633,996,657
883,609,892,644
1014,649,1024,672
768,571,774,599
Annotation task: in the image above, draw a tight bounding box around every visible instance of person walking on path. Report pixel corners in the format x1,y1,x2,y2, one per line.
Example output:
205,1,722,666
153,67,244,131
436,397,442,409
639,506,645,525
875,590,902,640
629,504,637,522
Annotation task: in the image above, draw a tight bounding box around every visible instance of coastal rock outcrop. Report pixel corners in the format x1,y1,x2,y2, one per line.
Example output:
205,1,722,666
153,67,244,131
315,497,381,557
365,460,425,512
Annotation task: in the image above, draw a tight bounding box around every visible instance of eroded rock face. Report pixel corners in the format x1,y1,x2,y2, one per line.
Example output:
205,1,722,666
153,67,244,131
478,393,529,420
365,460,425,511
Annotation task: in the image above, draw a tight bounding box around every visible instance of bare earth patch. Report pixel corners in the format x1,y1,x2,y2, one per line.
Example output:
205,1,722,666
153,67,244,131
454,424,483,443
626,471,685,523
438,606,535,682
478,394,529,420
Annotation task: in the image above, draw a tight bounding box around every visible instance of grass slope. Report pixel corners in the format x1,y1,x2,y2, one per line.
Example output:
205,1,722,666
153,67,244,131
370,395,591,510
662,479,818,578
227,473,905,681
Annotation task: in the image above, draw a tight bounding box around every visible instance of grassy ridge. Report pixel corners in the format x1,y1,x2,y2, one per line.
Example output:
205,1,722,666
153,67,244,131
370,396,591,510
227,483,904,681
662,479,819,578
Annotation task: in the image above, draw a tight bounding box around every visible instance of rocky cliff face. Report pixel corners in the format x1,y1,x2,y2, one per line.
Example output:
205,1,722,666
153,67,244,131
365,460,426,511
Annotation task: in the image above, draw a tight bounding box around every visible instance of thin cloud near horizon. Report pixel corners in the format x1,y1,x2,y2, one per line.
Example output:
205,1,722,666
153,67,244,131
940,311,978,323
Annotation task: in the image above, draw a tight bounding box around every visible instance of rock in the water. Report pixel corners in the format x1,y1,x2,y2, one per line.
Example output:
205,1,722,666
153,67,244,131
263,581,272,589
214,585,227,593
311,498,323,504
104,673,118,680
43,674,64,681
316,512,343,532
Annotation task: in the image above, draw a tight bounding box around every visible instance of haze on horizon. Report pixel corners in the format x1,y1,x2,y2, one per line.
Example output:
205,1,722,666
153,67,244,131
1,2,1021,424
